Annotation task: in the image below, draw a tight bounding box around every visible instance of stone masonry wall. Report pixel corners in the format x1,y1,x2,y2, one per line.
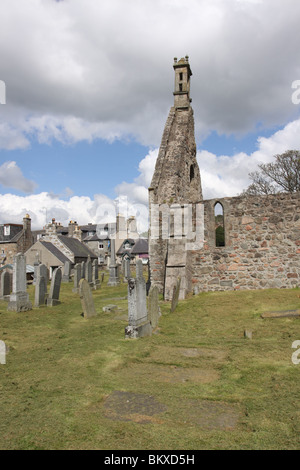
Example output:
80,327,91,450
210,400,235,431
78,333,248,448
191,192,300,292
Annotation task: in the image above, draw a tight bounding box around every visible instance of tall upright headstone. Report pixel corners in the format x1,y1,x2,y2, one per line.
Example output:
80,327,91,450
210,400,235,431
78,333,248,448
0,271,11,301
148,285,160,330
107,239,120,286
170,277,181,313
34,263,48,307
47,267,62,307
92,259,100,290
72,263,81,293
34,276,47,307
79,278,97,319
81,261,85,279
62,261,71,283
125,259,151,339
85,256,93,287
7,253,32,312
33,252,40,285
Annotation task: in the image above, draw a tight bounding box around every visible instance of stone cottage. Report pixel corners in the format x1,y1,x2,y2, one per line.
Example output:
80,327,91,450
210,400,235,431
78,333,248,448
0,214,33,266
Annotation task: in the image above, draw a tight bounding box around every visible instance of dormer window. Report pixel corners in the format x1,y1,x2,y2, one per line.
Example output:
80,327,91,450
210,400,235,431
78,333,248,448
4,226,10,236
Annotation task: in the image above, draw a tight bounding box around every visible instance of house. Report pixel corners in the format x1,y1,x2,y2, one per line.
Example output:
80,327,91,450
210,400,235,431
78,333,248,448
0,214,33,265
131,238,149,264
81,222,115,266
25,219,97,277
116,238,149,264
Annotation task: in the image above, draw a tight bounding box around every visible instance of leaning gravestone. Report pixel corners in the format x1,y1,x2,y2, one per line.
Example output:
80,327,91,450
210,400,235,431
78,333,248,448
148,285,160,330
62,261,71,283
72,263,81,293
125,259,152,339
170,277,181,313
47,268,62,307
79,278,97,319
0,271,11,301
7,253,32,312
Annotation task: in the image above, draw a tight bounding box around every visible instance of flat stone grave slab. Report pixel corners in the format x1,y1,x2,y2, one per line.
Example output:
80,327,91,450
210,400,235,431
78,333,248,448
261,309,300,319
122,363,219,384
103,391,167,424
173,399,241,430
103,391,240,430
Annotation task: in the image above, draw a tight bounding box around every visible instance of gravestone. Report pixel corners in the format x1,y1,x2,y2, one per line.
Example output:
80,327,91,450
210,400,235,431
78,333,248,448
107,239,120,286
79,278,97,319
47,268,62,307
125,259,152,339
39,264,48,285
72,263,81,293
170,277,181,313
81,261,85,279
7,254,32,312
146,260,151,296
85,256,93,287
34,264,48,307
92,259,101,290
62,261,71,283
0,340,6,365
33,252,40,285
34,275,47,307
0,271,11,301
124,258,131,282
148,285,160,330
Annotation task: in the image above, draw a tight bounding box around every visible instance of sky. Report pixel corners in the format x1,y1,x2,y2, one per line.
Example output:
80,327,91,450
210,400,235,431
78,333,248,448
0,0,300,232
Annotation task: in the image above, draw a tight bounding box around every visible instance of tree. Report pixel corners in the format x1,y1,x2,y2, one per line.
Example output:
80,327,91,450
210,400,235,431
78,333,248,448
242,150,300,195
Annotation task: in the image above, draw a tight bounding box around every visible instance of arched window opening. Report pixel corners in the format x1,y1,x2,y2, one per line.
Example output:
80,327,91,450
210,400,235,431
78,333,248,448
190,164,195,182
214,202,225,247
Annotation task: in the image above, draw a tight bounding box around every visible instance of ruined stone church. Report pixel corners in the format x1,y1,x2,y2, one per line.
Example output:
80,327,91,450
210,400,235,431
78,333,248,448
149,56,300,300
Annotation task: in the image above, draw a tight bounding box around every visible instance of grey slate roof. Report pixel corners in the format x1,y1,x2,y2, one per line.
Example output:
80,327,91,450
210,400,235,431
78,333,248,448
131,238,149,255
58,236,97,259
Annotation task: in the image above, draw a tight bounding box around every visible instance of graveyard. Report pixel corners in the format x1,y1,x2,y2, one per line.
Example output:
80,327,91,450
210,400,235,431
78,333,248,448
0,265,300,450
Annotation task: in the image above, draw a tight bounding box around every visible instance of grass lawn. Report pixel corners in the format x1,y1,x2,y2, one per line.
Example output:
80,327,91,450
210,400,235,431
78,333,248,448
0,275,300,450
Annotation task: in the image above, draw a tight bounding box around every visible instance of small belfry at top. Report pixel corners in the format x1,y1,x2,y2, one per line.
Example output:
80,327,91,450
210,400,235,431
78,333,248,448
173,55,192,109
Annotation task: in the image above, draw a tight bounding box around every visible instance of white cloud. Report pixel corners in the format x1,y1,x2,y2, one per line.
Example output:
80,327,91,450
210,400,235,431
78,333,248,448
0,115,299,232
198,118,300,198
0,161,37,193
0,0,300,148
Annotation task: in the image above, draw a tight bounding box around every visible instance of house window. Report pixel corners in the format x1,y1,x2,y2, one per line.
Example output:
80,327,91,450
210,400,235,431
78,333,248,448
99,243,104,250
214,202,225,247
4,226,10,236
179,83,183,92
179,72,183,81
